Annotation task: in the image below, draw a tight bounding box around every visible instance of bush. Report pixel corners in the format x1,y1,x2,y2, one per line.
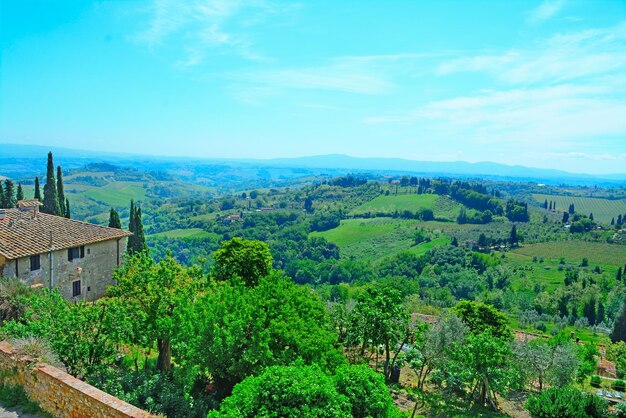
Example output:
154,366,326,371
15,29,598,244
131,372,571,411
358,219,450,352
334,365,395,418
526,386,609,418
209,365,352,417
591,375,602,387
614,379,626,392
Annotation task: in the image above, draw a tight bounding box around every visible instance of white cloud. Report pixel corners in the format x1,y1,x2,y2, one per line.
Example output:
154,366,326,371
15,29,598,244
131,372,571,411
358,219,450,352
229,53,438,98
437,22,626,85
133,0,292,66
527,0,566,24
365,83,626,150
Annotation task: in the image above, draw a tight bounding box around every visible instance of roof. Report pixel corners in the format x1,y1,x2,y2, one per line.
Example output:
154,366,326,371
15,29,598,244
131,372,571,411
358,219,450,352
17,200,42,209
0,209,132,259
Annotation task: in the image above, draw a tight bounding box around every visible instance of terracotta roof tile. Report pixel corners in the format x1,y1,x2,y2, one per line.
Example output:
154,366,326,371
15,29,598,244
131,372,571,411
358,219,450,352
0,209,131,259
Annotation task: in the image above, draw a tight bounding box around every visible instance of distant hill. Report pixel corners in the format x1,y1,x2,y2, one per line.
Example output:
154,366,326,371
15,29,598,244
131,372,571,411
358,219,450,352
1,143,625,186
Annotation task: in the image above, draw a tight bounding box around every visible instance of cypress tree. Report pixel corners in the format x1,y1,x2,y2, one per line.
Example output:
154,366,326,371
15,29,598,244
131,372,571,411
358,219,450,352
42,152,61,215
612,217,616,226
134,207,147,253
618,267,623,282
57,166,66,217
583,299,596,326
108,208,122,229
611,302,626,343
2,180,16,208
589,213,594,221
0,185,4,208
127,201,147,254
16,183,24,202
64,198,70,219
619,215,623,226
562,212,569,223
34,177,42,201
509,224,518,246
597,302,605,325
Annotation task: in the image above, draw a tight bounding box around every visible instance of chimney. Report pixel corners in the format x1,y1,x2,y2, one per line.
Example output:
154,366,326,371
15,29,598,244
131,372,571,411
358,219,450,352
17,200,41,213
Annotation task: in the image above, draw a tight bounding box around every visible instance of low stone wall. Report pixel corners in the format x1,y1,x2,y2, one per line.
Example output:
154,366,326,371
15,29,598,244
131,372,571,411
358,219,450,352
0,341,156,418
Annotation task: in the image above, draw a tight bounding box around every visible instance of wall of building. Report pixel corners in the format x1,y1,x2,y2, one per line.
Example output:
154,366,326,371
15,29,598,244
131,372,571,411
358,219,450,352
5,237,127,300
0,254,5,277
0,341,156,418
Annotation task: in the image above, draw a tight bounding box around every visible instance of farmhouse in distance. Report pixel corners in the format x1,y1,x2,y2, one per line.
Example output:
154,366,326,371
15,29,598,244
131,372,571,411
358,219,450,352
0,199,131,300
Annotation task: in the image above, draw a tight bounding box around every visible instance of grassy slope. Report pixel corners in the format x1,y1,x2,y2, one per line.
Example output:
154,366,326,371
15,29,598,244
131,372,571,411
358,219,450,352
511,240,626,266
532,193,626,224
310,218,450,263
350,194,461,221
149,228,218,240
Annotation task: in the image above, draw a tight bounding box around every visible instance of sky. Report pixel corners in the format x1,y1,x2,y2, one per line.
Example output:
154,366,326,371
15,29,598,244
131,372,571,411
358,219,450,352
1,0,626,174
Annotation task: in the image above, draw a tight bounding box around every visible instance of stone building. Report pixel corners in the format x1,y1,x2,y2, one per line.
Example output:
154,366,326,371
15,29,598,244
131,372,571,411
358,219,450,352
0,200,131,300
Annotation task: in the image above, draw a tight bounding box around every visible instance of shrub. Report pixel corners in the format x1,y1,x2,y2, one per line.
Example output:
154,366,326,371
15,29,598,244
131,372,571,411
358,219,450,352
334,365,395,418
526,386,609,418
209,365,352,417
11,336,63,369
591,375,602,387
614,379,626,392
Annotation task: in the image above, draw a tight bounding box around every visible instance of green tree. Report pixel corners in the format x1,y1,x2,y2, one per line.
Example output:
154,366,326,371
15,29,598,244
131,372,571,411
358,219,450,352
2,180,16,208
108,208,122,229
526,386,608,418
109,252,203,372
509,224,518,246
348,286,410,380
612,302,626,343
184,273,343,394
126,201,147,255
15,183,24,202
56,166,66,217
34,176,41,201
334,365,396,418
450,329,518,409
213,238,273,287
452,300,511,339
1,290,127,379
514,338,578,391
209,365,352,418
42,152,61,215
404,314,467,415
64,198,70,219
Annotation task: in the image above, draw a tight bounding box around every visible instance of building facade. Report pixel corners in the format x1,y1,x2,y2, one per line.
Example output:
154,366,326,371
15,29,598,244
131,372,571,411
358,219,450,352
0,201,131,300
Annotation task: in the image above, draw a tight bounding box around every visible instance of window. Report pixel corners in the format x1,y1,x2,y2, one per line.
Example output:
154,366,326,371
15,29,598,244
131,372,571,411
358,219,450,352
72,280,81,297
30,255,40,271
68,246,85,261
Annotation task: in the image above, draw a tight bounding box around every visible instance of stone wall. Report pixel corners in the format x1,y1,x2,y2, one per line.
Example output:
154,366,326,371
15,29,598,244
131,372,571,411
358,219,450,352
5,237,127,301
0,341,156,418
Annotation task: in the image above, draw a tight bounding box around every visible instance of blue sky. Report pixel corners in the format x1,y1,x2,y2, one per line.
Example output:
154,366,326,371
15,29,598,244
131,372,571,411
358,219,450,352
1,0,625,174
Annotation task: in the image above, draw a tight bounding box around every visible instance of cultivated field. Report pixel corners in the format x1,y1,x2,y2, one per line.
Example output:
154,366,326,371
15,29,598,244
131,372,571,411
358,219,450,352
511,240,626,267
532,194,626,224
351,194,461,220
310,218,449,263
149,228,218,240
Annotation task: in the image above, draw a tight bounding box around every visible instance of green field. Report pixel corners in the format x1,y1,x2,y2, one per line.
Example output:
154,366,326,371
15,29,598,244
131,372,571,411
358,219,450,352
310,218,449,263
149,228,219,240
533,194,626,223
351,194,461,220
82,183,147,207
511,240,626,267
